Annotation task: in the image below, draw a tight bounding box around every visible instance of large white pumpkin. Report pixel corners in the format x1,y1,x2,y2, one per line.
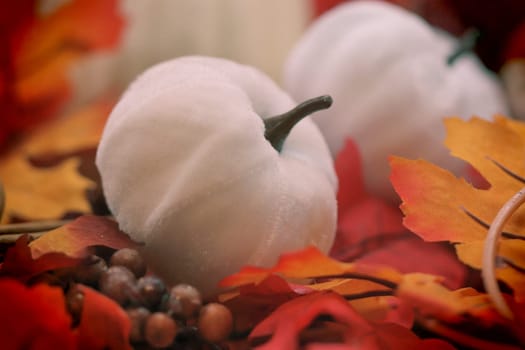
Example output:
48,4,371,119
96,56,337,295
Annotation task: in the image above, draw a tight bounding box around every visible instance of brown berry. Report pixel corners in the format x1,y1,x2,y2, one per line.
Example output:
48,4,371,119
197,303,233,343
73,255,107,286
127,307,151,343
145,312,177,348
65,285,84,326
99,265,136,305
167,284,202,319
110,248,147,278
136,275,166,310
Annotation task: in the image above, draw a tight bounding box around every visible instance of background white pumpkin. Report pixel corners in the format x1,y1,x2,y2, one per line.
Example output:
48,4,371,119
60,0,311,112
96,56,337,295
283,0,510,200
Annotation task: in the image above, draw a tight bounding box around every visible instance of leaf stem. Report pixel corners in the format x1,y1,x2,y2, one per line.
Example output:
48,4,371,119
264,95,332,152
461,207,525,240
343,289,393,301
312,273,398,289
482,187,525,319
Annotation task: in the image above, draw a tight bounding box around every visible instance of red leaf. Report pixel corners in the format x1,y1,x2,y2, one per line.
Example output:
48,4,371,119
357,237,467,290
507,298,525,345
332,139,467,289
334,138,367,218
222,275,312,333
0,278,77,349
331,197,406,259
0,235,81,281
76,284,131,350
505,21,525,60
250,291,455,350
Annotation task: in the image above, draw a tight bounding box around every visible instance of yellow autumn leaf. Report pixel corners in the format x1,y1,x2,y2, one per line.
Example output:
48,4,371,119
390,116,525,318
0,101,112,222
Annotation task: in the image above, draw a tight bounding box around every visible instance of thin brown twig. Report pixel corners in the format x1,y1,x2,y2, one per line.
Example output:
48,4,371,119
0,181,4,221
0,219,71,235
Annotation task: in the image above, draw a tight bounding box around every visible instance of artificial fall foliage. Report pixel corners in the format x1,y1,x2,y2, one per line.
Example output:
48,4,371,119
0,100,112,223
0,0,123,150
0,280,132,350
2,134,524,348
0,216,136,350
390,117,525,308
1,1,525,349
331,139,467,290
0,279,77,349
0,216,137,281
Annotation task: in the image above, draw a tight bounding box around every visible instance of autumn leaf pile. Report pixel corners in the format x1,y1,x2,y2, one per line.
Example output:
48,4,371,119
2,1,525,350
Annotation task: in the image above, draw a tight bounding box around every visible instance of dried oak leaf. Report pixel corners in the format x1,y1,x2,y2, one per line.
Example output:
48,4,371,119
29,215,139,259
0,0,123,148
331,139,467,289
0,278,77,349
0,215,137,280
76,284,132,350
389,117,525,300
0,100,112,222
249,291,455,350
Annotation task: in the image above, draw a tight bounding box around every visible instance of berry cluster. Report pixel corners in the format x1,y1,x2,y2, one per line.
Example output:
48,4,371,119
64,248,234,349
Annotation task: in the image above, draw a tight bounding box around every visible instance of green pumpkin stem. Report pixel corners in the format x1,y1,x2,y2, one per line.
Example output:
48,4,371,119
447,28,480,66
264,95,332,152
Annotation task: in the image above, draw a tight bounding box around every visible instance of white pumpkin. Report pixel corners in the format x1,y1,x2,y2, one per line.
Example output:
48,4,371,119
96,56,337,295
284,0,509,199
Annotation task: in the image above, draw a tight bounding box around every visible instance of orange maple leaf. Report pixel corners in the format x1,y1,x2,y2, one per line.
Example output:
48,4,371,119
0,0,124,149
390,116,525,319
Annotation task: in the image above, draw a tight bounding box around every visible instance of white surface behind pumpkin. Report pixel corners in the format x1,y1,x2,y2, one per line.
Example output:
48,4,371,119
283,0,510,200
